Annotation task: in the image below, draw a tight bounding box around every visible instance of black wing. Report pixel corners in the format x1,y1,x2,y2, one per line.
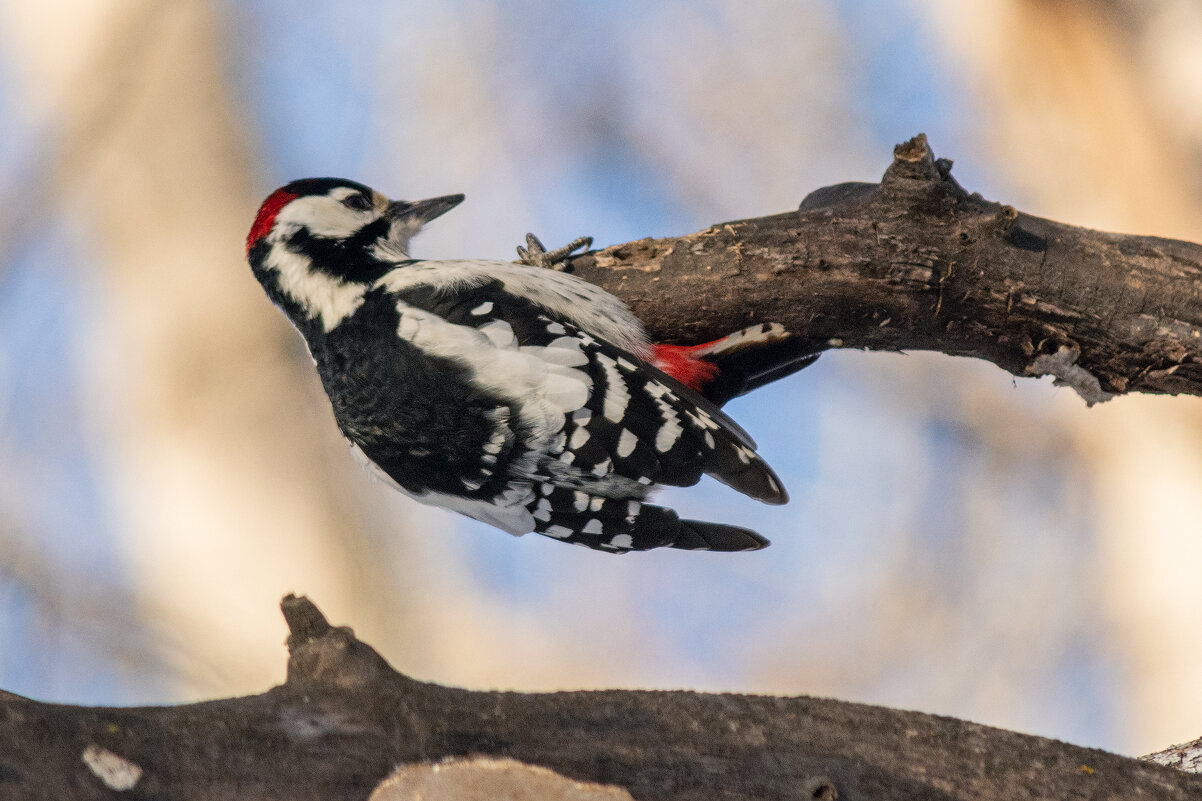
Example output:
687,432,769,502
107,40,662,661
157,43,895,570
386,277,784,551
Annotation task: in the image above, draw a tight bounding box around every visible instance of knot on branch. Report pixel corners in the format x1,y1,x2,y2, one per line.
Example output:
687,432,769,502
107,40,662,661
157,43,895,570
282,594,397,690
881,134,969,208
1026,346,1115,406
883,133,943,183
801,776,840,799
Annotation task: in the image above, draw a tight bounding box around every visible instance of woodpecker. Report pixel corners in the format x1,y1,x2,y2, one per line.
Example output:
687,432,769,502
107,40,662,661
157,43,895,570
246,178,817,552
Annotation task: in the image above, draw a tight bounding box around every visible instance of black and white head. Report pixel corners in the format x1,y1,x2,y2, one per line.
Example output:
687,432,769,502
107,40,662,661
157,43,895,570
245,178,463,330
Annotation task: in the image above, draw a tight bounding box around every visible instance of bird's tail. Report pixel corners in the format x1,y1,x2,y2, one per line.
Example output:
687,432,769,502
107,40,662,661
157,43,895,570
650,323,820,407
671,518,769,551
531,499,769,553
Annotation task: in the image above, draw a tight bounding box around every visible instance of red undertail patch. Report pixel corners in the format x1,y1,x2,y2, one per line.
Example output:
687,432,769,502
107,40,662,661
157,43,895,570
651,342,722,391
246,188,299,254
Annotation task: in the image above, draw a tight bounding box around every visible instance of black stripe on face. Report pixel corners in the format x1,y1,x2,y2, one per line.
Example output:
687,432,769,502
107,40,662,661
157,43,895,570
286,218,396,284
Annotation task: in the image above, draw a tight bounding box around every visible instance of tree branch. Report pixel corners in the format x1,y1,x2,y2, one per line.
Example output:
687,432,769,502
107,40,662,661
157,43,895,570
564,134,1202,404
1,595,1199,800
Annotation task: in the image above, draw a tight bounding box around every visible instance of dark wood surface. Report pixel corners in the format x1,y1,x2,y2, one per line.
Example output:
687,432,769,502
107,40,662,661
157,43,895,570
1,595,1198,800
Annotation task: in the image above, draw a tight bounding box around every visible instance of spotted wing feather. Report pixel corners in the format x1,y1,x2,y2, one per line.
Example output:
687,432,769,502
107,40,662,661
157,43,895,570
383,277,783,551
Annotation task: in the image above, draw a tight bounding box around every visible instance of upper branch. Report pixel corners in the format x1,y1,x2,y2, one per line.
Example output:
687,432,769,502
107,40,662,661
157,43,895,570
566,134,1202,403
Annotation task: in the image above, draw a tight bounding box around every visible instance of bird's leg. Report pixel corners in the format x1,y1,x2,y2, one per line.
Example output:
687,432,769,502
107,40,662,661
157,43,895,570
515,233,593,272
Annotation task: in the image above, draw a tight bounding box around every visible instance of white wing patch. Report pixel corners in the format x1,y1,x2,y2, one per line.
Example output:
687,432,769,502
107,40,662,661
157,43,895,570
521,336,590,368
375,259,651,357
479,319,516,348
391,300,592,443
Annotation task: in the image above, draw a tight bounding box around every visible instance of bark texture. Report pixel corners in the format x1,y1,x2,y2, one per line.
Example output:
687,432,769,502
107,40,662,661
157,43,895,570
564,134,1202,404
1,595,1198,801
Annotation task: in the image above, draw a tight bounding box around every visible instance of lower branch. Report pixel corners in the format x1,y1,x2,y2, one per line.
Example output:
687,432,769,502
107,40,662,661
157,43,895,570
1,595,1198,800
564,134,1202,403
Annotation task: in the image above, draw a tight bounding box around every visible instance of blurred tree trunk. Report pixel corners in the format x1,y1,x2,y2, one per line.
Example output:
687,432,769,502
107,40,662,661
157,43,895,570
921,0,1202,752
0,0,422,699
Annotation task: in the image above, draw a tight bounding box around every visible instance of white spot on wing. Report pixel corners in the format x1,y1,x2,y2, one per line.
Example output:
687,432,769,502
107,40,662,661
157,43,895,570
596,353,629,423
617,428,637,458
545,524,573,539
642,382,683,454
610,534,633,549
569,426,590,449
654,420,682,453
582,518,604,535
471,301,494,315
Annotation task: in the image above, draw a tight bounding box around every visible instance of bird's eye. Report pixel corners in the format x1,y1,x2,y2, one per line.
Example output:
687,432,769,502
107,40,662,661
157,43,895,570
342,193,373,212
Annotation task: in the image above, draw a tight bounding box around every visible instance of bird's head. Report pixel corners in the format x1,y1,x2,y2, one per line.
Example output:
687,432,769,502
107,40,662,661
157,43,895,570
245,178,464,331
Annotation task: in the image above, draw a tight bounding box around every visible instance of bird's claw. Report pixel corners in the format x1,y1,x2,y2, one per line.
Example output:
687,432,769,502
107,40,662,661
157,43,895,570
516,233,593,272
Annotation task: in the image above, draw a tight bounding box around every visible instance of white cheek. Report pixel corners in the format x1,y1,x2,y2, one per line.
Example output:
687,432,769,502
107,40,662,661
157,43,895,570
277,198,367,239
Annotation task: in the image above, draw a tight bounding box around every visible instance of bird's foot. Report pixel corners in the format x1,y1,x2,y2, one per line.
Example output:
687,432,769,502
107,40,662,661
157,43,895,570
516,233,593,272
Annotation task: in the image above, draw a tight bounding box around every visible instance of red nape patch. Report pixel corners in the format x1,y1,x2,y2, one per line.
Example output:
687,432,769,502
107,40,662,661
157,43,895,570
246,188,299,254
651,343,722,391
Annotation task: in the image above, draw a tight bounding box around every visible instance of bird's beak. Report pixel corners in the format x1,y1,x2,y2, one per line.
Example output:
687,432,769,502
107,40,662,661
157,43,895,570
387,194,465,226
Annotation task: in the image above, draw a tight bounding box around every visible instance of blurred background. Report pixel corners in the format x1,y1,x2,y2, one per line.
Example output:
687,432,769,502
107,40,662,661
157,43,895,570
1,0,1201,759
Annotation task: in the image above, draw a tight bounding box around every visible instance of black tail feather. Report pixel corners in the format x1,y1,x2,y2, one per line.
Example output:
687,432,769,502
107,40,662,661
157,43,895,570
531,500,768,553
672,519,770,551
